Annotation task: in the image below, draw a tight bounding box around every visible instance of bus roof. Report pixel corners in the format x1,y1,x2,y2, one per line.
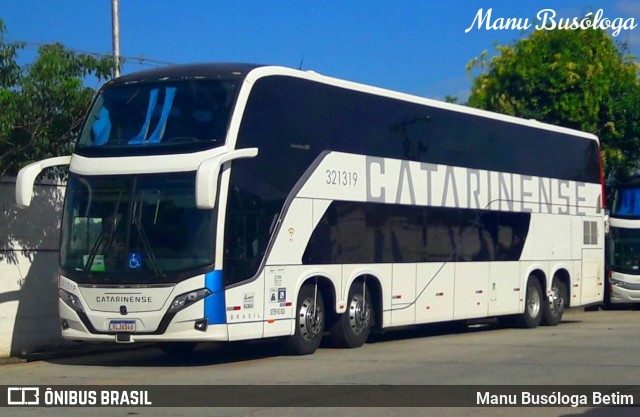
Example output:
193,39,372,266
247,65,600,143
106,63,599,143
106,63,263,88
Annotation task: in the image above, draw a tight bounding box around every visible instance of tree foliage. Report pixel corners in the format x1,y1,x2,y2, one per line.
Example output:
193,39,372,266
467,28,640,189
0,18,116,177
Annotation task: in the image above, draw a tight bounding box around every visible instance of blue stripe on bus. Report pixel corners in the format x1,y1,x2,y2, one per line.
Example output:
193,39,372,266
204,270,226,325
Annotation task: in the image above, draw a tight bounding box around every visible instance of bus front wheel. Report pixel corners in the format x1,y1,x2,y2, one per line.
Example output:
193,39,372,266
284,283,325,355
329,281,373,348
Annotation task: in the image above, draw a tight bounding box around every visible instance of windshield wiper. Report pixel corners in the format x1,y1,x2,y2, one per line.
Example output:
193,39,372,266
131,213,163,277
83,226,106,273
83,190,124,273
130,191,164,277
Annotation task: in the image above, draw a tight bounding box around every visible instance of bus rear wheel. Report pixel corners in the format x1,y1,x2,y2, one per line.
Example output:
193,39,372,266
329,281,373,348
541,277,566,326
284,283,325,355
514,277,543,328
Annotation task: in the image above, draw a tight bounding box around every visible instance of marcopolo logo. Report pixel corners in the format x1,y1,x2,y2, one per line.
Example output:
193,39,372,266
7,387,40,405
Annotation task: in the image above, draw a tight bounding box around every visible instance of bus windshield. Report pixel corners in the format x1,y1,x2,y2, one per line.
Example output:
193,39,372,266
77,79,238,154
611,187,640,217
609,226,640,274
60,172,215,283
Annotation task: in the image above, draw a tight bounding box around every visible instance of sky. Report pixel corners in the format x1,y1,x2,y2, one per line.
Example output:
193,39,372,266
2,0,640,102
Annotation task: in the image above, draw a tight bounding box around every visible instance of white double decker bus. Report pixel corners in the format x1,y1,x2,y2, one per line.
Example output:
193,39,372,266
16,64,605,355
606,176,640,304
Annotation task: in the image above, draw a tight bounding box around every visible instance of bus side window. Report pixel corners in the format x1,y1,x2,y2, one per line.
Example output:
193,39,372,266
496,225,514,261
390,115,430,161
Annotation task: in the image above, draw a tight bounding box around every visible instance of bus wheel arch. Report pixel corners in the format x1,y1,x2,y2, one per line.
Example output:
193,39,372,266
312,275,337,316
330,274,381,348
541,269,569,326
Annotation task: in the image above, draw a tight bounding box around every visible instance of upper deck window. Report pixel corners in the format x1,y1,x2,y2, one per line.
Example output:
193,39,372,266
77,79,239,156
612,187,640,217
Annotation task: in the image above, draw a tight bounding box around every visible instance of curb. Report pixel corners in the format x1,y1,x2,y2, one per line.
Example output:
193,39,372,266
0,343,153,365
0,357,27,365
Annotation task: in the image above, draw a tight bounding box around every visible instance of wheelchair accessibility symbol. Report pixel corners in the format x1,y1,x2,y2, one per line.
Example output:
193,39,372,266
128,253,142,269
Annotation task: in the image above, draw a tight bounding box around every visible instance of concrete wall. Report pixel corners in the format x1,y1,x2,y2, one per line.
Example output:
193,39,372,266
0,177,66,357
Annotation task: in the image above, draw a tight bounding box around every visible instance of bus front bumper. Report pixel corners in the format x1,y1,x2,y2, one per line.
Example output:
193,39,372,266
59,301,230,343
610,281,640,304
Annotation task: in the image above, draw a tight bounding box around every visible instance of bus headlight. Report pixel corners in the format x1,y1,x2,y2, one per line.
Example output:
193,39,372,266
58,289,85,313
169,288,211,313
610,277,628,288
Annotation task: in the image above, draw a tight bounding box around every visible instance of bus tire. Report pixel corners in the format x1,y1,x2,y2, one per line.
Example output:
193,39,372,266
284,283,325,355
329,281,373,348
514,277,543,328
541,277,566,326
159,342,197,356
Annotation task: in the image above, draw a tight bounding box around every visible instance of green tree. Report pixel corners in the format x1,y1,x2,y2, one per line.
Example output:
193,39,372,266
444,95,459,104
467,28,640,189
0,18,116,177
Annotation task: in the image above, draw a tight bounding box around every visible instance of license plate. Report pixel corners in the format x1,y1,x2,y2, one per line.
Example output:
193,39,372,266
109,320,136,332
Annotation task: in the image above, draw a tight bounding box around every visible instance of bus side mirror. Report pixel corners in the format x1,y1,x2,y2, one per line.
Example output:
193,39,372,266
195,147,259,209
15,156,72,208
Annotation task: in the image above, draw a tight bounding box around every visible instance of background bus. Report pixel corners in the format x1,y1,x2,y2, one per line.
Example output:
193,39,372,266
16,63,605,355
606,176,640,304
